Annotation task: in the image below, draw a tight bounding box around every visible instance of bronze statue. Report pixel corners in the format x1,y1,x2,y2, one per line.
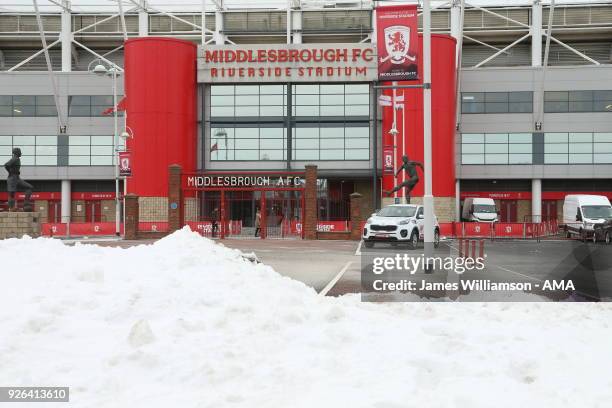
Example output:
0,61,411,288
384,154,423,204
4,147,33,212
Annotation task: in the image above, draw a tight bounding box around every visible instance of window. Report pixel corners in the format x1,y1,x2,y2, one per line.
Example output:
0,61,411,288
0,96,57,117
209,83,371,162
68,135,116,166
461,133,532,164
0,135,57,165
544,132,612,164
68,96,124,117
544,90,612,113
461,92,532,114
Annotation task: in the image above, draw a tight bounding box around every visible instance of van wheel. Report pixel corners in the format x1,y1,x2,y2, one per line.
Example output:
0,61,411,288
434,229,440,248
592,231,598,244
606,232,611,245
580,229,586,243
409,230,419,249
364,240,374,248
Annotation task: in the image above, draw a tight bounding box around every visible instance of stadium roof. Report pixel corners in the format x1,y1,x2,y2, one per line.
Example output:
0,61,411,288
1,0,611,13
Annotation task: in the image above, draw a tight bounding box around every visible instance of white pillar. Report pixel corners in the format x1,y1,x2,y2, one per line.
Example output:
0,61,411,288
455,180,461,222
532,179,542,222
138,0,148,37
423,0,435,271
61,0,72,72
450,0,462,64
531,0,542,67
61,180,71,223
214,10,225,44
292,9,302,44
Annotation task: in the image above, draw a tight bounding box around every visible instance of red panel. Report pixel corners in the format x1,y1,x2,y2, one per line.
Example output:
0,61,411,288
381,34,457,198
125,37,197,196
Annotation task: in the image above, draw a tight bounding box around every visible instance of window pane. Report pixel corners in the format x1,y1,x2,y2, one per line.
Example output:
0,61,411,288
294,85,319,94
260,128,284,139
485,144,508,154
323,94,344,105
91,135,113,145
36,105,57,116
0,106,12,116
260,106,284,116
509,154,532,164
345,84,369,94
235,106,258,116
260,94,284,105
295,94,318,105
569,154,592,163
320,84,344,94
235,85,258,95
260,138,283,149
294,105,319,116
593,101,612,112
91,145,113,155
569,143,592,154
345,105,369,115
462,92,484,102
0,96,12,106
260,85,284,94
544,91,568,102
509,102,532,113
260,150,284,160
69,156,90,165
91,156,113,165
545,144,568,153
234,150,258,160
485,102,508,113
211,95,234,105
320,138,344,149
509,133,532,143
211,85,234,95
295,138,319,149
13,96,35,105
20,156,34,165
544,101,568,113
485,154,508,164
462,102,484,113
0,136,12,145
346,138,369,149
211,106,234,116
509,144,532,154
320,149,345,160
235,95,258,105
485,133,508,143
569,133,592,143
70,146,90,155
91,95,113,105
594,154,612,163
569,101,593,112
594,133,612,143
13,135,35,145
320,105,344,116
485,92,508,103
294,149,319,160
13,106,36,116
349,127,369,138
509,92,532,102
345,149,368,160
36,95,55,105
234,128,259,138
569,90,593,101
545,154,568,163
462,154,484,164
36,155,57,165
462,134,484,143
69,136,90,145
321,127,344,138
234,139,258,149
36,145,57,155
594,143,612,153
462,144,485,154
545,133,568,143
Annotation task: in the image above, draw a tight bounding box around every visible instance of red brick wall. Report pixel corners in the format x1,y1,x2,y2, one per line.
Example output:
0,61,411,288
304,165,317,240
124,194,139,240
168,164,182,233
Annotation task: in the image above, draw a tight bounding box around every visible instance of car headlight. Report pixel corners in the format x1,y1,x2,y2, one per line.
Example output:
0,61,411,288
585,223,594,229
398,219,411,225
366,218,372,224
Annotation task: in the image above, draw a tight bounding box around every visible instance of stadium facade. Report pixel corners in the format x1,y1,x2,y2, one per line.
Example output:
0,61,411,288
0,0,611,231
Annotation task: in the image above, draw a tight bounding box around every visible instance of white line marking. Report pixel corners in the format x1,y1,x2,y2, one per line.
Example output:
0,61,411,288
319,261,352,297
354,240,363,256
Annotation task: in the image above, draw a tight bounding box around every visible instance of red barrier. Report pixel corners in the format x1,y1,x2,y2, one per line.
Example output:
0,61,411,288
138,222,169,232
42,222,123,237
463,222,492,238
292,221,350,234
494,223,525,238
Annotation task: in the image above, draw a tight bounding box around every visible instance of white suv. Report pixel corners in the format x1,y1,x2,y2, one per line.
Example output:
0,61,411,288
362,204,440,248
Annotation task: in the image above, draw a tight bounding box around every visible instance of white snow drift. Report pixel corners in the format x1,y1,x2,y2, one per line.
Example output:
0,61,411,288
1,228,612,407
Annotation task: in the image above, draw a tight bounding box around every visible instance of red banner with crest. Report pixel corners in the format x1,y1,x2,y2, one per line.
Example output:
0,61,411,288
376,5,419,81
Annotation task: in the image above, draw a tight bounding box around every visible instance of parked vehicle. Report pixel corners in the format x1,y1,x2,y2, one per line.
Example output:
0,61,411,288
563,195,612,241
461,198,499,222
362,204,440,248
593,221,612,244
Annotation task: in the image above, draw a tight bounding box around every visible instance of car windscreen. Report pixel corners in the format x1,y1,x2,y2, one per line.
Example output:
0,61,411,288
582,205,612,219
377,206,417,217
473,204,497,213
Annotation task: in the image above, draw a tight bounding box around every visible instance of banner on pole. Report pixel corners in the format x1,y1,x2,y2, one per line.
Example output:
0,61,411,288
376,5,419,81
118,151,132,177
383,147,394,174
378,94,393,107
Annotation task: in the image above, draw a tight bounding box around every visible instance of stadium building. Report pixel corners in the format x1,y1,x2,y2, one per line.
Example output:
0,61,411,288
0,0,611,237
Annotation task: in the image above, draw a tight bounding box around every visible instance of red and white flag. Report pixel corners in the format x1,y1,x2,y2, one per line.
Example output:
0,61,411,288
102,96,127,115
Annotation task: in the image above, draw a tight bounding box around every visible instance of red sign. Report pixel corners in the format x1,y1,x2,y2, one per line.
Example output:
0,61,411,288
376,5,419,81
383,147,394,174
72,192,116,200
118,151,132,177
460,191,531,200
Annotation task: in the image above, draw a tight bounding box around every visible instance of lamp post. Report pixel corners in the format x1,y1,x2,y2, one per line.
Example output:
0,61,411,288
88,59,121,237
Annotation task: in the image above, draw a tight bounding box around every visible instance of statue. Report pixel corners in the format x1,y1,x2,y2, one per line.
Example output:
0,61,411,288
384,154,423,204
4,147,34,212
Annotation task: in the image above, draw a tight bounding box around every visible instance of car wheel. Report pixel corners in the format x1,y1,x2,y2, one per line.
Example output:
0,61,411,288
580,229,586,243
364,240,374,248
565,227,571,239
434,229,440,248
606,232,611,245
409,230,419,249
592,231,598,244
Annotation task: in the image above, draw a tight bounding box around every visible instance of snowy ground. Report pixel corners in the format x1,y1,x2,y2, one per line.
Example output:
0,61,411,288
1,228,612,407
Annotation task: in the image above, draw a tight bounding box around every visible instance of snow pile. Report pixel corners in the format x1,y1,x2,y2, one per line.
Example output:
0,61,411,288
1,229,612,408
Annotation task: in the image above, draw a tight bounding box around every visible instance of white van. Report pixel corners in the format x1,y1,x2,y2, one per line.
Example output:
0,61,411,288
563,195,612,240
461,198,499,222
